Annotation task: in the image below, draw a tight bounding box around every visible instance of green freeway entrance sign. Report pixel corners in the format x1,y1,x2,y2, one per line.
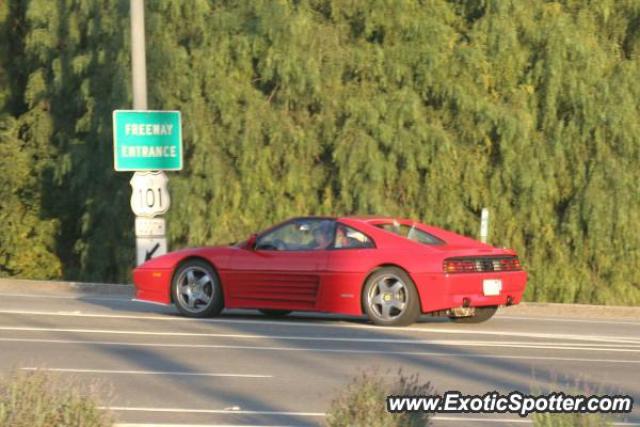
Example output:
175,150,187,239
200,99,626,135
113,110,182,171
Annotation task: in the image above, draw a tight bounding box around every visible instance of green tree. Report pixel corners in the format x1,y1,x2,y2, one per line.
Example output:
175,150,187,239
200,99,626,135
0,0,638,305
0,0,61,278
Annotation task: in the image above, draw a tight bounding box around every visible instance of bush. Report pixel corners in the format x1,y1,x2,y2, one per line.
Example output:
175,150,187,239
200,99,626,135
326,369,434,427
532,377,617,427
533,412,612,427
0,370,111,427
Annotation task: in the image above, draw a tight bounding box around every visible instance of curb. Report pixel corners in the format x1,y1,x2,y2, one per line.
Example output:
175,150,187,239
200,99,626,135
0,278,638,320
0,278,133,297
502,301,640,321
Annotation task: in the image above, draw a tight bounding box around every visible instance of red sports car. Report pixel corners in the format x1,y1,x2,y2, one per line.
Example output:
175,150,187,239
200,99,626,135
133,216,527,326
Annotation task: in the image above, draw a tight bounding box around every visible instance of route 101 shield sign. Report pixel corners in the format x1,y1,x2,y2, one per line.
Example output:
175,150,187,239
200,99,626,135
130,171,171,218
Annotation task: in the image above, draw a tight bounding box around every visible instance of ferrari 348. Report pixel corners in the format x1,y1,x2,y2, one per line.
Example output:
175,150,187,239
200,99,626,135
133,216,527,326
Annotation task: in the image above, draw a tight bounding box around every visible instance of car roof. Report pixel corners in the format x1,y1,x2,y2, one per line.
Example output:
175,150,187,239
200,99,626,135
338,215,415,223
286,216,419,225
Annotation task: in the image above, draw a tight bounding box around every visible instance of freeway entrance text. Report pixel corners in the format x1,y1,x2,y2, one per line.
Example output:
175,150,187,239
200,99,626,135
113,110,183,171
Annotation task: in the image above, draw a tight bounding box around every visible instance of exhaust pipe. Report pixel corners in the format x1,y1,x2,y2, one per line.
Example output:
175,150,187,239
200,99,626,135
506,296,514,306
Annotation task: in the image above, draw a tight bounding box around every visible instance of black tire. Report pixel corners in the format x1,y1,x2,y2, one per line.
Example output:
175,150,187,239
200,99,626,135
362,267,420,327
259,309,292,317
171,259,224,318
449,305,498,323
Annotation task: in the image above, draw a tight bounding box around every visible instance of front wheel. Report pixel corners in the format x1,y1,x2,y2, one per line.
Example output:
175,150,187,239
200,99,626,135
172,259,224,318
363,267,420,327
449,305,498,323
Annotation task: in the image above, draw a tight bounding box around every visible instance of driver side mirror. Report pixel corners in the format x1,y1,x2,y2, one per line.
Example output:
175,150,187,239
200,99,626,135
244,234,257,250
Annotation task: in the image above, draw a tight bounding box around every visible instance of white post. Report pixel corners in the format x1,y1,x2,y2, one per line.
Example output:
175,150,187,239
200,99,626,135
480,208,489,244
130,0,168,265
131,0,147,111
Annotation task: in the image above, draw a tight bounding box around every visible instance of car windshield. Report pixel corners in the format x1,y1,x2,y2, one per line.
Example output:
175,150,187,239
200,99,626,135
375,222,445,245
256,219,336,251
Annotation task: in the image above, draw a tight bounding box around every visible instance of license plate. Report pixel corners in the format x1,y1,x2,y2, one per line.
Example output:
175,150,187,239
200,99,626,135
483,279,502,296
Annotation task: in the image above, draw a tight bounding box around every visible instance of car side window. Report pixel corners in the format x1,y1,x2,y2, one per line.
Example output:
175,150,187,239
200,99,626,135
255,219,336,251
375,223,445,245
333,224,374,249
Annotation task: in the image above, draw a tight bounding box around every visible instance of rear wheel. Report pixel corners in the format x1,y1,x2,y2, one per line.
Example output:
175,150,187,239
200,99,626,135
172,259,224,318
363,267,420,327
449,305,498,323
259,309,292,317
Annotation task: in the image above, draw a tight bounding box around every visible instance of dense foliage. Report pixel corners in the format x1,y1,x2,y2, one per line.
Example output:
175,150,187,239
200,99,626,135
0,0,638,305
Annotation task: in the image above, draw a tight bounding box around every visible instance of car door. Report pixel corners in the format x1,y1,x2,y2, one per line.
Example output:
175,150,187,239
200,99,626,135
226,219,334,310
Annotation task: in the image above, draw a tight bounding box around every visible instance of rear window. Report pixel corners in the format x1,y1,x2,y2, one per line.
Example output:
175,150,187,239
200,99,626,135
375,223,445,245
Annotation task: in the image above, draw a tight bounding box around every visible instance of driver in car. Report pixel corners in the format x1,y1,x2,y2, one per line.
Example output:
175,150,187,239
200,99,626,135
311,222,333,250
335,225,349,248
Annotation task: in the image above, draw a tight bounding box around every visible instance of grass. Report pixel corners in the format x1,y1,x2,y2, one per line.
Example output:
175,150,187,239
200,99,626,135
325,369,434,427
0,369,112,427
533,412,613,427
326,370,626,427
532,376,620,427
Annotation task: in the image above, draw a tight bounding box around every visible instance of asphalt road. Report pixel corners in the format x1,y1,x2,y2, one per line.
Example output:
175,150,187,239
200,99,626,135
0,280,638,427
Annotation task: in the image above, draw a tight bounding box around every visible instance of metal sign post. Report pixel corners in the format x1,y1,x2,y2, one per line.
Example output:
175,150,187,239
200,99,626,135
131,0,147,111
111,0,182,266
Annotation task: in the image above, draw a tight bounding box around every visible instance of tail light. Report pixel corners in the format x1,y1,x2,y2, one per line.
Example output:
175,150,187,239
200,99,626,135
443,256,521,273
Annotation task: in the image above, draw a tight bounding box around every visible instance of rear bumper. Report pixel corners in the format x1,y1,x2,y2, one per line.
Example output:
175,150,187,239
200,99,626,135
414,270,527,313
132,267,173,304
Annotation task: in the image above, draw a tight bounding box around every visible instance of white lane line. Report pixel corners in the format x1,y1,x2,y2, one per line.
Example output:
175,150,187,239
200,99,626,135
101,408,640,426
102,406,325,417
1,294,637,326
3,290,636,326
114,425,292,427
114,425,291,427
496,315,640,326
0,293,132,301
2,337,640,364
434,416,639,425
434,415,530,424
115,425,293,427
110,421,640,427
20,367,272,378
2,326,640,352
0,309,637,345
131,298,171,306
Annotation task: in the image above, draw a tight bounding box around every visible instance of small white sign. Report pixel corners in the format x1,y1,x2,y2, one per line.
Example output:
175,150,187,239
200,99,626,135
483,279,502,296
480,207,489,243
136,237,167,265
130,171,171,217
135,217,166,237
